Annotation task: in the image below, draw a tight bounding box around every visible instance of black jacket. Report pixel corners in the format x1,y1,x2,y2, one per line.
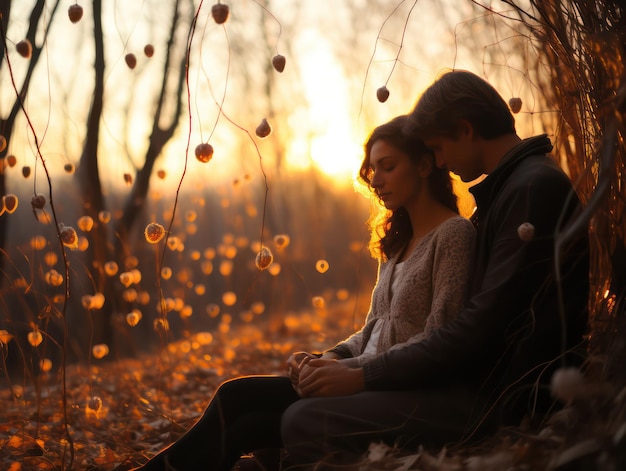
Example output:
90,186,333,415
362,135,589,427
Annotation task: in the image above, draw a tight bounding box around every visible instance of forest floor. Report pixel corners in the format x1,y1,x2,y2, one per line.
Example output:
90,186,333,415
1,305,625,471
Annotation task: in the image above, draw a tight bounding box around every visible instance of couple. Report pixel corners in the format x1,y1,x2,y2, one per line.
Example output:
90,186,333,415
134,70,589,470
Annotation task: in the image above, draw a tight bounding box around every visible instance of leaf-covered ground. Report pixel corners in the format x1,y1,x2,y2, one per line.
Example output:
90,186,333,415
0,308,345,470
1,307,625,471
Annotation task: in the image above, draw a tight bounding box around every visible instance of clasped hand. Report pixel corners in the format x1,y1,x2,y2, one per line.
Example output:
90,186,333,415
285,351,364,398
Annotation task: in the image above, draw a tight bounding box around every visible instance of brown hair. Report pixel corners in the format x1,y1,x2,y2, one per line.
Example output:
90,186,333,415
407,70,516,140
359,115,458,260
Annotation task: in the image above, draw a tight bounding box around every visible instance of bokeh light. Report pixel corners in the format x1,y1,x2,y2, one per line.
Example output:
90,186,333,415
27,330,43,347
273,234,290,249
145,222,166,244
206,303,220,318
92,344,109,359
222,291,237,306
126,309,142,327
77,216,94,232
315,259,330,273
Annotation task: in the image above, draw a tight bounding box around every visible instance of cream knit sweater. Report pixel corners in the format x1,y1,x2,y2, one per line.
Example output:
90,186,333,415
328,216,475,367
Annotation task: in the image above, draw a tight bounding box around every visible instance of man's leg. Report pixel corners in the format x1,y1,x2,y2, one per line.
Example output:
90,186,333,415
281,387,488,468
137,375,299,471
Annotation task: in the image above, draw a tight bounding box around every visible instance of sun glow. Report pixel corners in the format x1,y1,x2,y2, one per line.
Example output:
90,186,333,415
310,131,363,180
286,30,363,183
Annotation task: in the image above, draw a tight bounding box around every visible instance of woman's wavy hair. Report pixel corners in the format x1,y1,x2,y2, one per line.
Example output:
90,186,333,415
358,115,458,260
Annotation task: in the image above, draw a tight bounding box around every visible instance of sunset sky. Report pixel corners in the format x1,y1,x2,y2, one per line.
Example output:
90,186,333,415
2,0,543,202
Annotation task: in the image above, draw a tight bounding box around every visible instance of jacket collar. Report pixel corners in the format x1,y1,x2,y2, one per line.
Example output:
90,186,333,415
469,134,553,210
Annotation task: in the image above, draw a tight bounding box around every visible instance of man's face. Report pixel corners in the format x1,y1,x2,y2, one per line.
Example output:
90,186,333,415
423,135,484,182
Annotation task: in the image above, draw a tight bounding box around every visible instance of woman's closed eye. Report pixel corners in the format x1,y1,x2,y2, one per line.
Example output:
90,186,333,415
371,165,395,175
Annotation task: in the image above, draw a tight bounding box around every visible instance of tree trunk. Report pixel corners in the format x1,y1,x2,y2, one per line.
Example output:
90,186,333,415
0,0,61,285
73,0,113,355
113,0,189,257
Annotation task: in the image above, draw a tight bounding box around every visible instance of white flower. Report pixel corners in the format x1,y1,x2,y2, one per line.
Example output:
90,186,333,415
367,442,391,462
551,367,585,404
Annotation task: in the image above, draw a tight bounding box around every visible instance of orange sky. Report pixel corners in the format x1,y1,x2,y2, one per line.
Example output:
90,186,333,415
2,0,544,214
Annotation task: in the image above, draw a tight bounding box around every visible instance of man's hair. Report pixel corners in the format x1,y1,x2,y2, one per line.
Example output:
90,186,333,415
407,70,516,140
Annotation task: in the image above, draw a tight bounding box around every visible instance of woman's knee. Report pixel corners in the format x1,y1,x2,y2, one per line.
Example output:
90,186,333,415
212,375,297,418
214,376,275,403
203,376,257,421
215,376,248,397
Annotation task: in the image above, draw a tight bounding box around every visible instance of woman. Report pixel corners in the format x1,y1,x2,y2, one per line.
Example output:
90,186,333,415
133,115,475,470
288,114,474,387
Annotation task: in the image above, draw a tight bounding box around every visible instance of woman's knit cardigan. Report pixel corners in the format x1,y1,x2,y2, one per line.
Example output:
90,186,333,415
327,216,475,367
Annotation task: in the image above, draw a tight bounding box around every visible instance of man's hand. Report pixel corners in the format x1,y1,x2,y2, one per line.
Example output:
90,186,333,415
297,358,365,397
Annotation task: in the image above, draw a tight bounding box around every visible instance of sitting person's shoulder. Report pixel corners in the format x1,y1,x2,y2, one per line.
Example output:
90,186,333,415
438,215,475,234
514,153,572,188
435,216,475,244
507,163,577,210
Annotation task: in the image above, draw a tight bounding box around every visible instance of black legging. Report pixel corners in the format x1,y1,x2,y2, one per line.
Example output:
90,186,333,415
136,374,488,471
135,375,299,471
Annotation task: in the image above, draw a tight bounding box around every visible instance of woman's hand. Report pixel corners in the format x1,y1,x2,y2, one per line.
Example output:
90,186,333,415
286,351,317,388
297,359,365,398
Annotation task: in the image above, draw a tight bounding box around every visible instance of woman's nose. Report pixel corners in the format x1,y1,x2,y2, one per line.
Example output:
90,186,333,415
370,172,383,188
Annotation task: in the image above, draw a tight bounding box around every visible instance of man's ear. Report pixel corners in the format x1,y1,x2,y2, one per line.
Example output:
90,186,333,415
455,119,474,140
418,155,434,178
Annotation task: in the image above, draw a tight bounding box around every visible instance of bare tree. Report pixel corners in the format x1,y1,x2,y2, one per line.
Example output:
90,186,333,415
0,0,61,276
0,0,197,361
48,0,194,356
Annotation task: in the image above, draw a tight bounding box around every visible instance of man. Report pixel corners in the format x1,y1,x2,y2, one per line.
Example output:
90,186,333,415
282,70,589,467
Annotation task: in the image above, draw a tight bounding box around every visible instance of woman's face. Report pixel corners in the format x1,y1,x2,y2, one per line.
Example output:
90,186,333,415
368,140,427,210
